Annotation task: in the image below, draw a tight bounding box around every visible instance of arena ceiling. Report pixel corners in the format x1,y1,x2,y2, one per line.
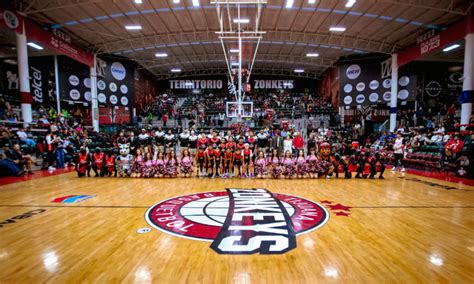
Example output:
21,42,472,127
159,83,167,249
4,0,474,79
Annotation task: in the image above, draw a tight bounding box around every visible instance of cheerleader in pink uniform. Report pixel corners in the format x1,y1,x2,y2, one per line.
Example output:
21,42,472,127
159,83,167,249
295,149,307,179
154,152,166,178
254,151,267,179
142,152,155,178
165,150,179,178
268,149,282,179
281,150,296,179
130,148,144,178
306,148,320,179
180,149,193,178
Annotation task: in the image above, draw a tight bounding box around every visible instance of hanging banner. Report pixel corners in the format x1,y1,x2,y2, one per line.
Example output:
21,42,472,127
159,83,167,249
398,15,474,67
0,9,94,67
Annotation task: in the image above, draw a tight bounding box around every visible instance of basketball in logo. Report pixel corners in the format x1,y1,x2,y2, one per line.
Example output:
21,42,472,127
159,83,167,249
146,188,329,254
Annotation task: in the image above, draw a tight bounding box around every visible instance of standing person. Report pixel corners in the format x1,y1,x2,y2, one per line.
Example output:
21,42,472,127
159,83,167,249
218,112,225,127
206,144,215,178
392,132,406,172
292,132,304,155
195,146,207,177
283,135,293,156
242,143,254,178
154,127,166,153
178,129,190,155
197,133,209,149
272,131,284,156
164,130,175,153
45,131,56,170
223,147,233,178
179,149,193,178
233,146,243,178
213,144,223,178
247,132,257,156
188,130,198,157
256,129,269,154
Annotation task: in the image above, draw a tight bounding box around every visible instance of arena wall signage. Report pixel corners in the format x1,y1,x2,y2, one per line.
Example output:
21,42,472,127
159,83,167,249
0,56,54,107
0,9,94,67
145,188,329,255
398,15,474,66
160,76,317,94
58,56,133,109
339,58,416,107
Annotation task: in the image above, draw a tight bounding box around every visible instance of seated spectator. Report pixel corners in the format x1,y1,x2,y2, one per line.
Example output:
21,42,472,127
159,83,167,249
16,127,36,147
0,152,25,177
444,134,464,162
6,143,35,174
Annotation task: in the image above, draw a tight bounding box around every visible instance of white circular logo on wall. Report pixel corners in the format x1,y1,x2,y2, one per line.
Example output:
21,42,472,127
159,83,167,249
369,80,379,90
83,78,91,89
120,85,128,94
111,62,126,81
109,82,117,92
383,91,391,101
84,91,92,102
121,97,129,106
399,76,410,87
369,93,379,103
398,89,409,100
383,79,391,89
425,81,442,97
68,75,80,86
69,89,80,100
3,11,19,29
343,84,353,93
343,95,352,105
346,64,361,80
356,82,366,92
98,80,106,91
110,95,118,105
98,93,106,103
356,94,365,104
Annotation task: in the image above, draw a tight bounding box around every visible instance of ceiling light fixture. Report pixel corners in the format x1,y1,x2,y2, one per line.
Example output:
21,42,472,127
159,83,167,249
233,18,250,24
155,53,168,57
442,44,460,52
192,0,199,7
125,25,142,30
345,0,356,8
329,26,346,32
294,69,305,73
308,0,316,3
230,49,240,53
171,68,182,72
285,0,294,8
306,53,319,57
27,42,44,50
134,0,143,4
172,0,180,3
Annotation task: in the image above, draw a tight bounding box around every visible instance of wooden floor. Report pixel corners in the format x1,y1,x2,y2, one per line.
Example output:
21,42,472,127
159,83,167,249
0,172,473,283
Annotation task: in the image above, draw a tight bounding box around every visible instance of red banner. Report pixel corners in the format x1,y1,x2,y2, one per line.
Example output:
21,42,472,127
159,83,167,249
398,16,474,67
1,9,94,67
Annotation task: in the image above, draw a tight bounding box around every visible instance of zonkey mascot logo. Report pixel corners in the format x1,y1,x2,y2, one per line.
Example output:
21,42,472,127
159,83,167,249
146,188,329,255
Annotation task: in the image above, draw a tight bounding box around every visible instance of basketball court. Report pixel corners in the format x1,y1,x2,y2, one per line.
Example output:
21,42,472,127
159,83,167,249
1,0,474,283
0,172,472,282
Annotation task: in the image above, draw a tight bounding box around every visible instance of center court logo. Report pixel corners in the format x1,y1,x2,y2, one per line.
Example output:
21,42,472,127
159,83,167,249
146,188,329,255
